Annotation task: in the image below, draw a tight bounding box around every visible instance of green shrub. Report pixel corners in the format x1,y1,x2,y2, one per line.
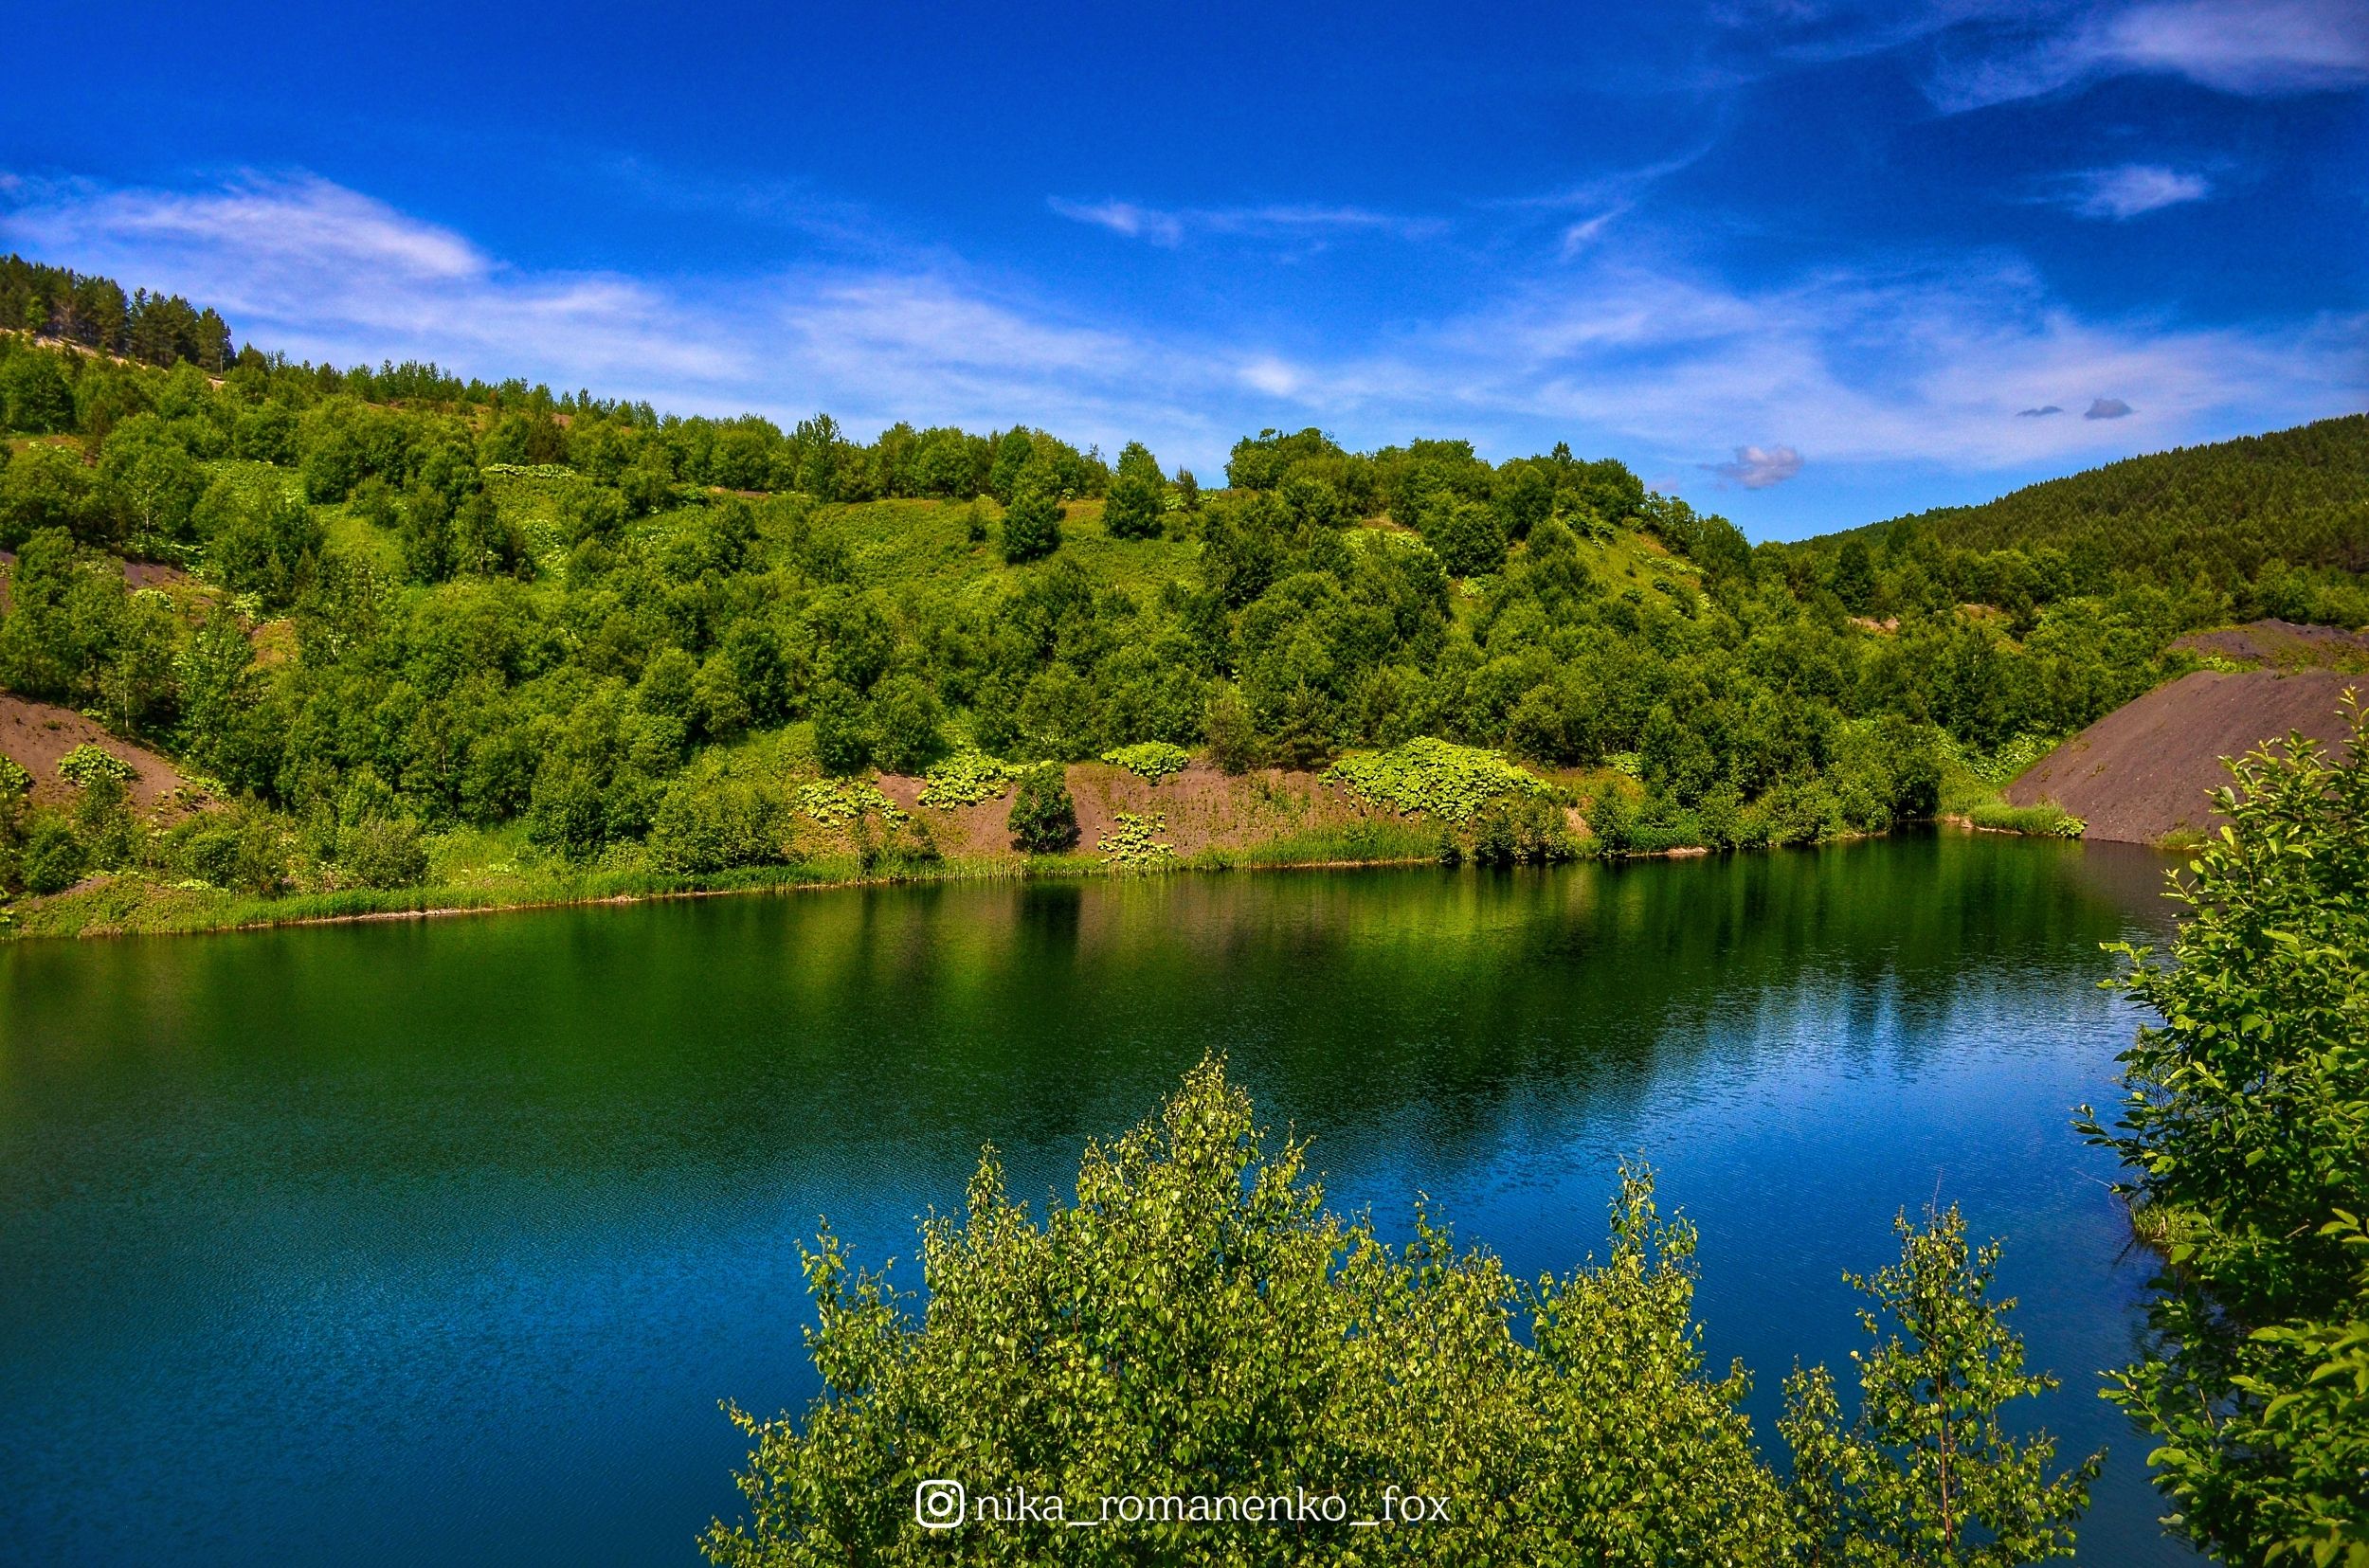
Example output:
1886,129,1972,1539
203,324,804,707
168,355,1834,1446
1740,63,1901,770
1324,737,1549,823
1001,482,1062,564
1967,802,2084,838
20,810,87,894
648,770,789,875
337,814,430,890
1781,1207,2101,1564
1006,766,1078,854
1467,795,1577,865
0,755,30,798
71,772,138,869
1095,811,1176,869
174,806,292,895
2080,704,2369,1565
1203,687,1260,775
57,743,137,788
703,1059,2091,1567
916,750,1014,809
810,680,873,776
796,779,895,827
1587,784,1707,858
702,1061,1794,1564
1100,741,1190,783
1943,732,2061,787
872,674,946,774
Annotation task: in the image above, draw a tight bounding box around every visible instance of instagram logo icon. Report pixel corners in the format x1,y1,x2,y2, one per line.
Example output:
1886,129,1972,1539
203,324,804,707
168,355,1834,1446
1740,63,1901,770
914,1478,966,1530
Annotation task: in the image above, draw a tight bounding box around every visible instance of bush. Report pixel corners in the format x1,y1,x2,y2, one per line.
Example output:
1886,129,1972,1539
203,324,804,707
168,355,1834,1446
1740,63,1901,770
57,743,137,788
702,1061,1794,1564
1325,737,1550,823
810,680,874,776
1006,765,1078,854
1001,482,1063,565
2080,703,2369,1565
0,756,31,799
703,1060,2090,1567
71,772,138,869
1100,741,1190,783
1203,686,1261,775
872,675,946,775
177,806,292,895
916,750,1013,809
648,769,789,875
20,811,88,894
1102,471,1165,540
1466,795,1576,865
1095,811,1176,869
1781,1206,2100,1564
336,814,429,890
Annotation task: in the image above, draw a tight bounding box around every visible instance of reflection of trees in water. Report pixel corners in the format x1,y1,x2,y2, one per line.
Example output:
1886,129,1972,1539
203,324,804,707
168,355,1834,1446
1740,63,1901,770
0,836,2168,1201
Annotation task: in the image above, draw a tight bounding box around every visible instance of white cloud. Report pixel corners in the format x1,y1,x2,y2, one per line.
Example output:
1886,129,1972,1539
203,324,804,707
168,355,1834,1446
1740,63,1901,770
2051,163,2213,219
0,172,738,386
3,171,2359,497
1929,0,2369,110
1705,444,1807,487
1210,254,2366,478
0,171,1235,452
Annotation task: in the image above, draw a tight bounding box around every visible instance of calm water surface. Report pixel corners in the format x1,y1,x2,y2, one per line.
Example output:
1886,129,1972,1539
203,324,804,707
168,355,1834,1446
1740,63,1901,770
0,835,2198,1563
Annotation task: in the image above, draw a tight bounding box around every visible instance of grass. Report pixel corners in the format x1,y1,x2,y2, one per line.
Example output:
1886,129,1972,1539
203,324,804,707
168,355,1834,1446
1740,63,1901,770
1966,801,2086,838
1184,819,1444,869
813,496,1202,606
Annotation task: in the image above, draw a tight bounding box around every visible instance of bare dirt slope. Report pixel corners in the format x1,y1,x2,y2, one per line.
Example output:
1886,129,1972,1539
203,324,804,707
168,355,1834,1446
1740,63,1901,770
0,694,187,810
2006,669,2359,842
876,761,1401,858
2170,619,2369,671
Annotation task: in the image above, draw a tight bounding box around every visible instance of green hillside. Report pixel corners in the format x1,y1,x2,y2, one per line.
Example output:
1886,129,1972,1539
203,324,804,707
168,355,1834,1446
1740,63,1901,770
0,252,2360,930
1787,414,2369,625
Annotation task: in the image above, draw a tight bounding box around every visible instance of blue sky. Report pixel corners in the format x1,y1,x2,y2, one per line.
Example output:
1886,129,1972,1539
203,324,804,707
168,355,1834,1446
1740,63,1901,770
2,0,2363,537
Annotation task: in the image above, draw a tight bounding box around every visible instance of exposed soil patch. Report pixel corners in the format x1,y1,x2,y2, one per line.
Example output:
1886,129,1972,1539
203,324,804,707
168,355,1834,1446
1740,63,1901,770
0,694,189,811
2005,669,2360,843
2169,618,2369,672
877,760,1402,858
0,550,205,614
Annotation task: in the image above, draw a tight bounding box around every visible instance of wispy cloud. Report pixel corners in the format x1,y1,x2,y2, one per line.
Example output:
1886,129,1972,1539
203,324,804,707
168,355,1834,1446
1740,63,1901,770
0,171,738,386
0,171,1224,449
2045,163,2213,220
1929,0,2369,111
1048,196,1443,248
1046,199,1187,246
1209,253,2365,477
4,171,2359,500
1491,145,1719,260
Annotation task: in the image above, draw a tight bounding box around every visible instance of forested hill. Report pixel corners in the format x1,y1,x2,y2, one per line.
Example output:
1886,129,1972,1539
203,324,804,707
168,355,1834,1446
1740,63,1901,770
0,253,2363,929
1789,415,2369,624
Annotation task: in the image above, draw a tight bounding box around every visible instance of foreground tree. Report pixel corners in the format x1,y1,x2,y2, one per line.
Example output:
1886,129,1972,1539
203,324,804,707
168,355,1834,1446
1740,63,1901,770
705,1060,2089,1566
2080,698,2369,1566
1781,1207,2101,1566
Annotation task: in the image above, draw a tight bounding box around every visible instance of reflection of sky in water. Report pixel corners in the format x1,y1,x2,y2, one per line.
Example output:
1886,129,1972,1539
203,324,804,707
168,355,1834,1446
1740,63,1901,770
0,835,2195,1564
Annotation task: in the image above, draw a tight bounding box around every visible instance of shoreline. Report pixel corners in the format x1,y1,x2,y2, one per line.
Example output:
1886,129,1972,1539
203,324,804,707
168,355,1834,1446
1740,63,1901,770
1,818,2107,945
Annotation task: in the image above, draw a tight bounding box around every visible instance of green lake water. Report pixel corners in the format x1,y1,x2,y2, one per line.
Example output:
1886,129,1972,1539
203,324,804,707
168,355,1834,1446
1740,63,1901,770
0,834,2199,1562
